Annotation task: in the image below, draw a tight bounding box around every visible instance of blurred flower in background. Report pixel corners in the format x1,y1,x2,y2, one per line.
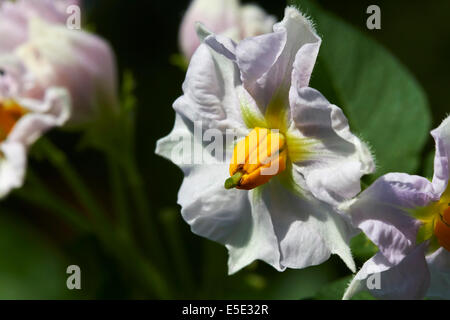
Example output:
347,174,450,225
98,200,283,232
15,18,118,126
0,55,70,198
179,0,276,61
0,0,79,52
0,0,120,197
0,0,118,126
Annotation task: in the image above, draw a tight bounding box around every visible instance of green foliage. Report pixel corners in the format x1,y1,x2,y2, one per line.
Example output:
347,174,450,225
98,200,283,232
423,151,435,179
0,213,74,299
80,70,137,168
169,54,189,71
292,0,432,179
314,275,376,300
350,233,378,262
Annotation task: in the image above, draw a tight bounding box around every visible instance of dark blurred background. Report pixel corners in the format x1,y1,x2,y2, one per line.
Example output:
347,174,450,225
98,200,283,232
0,0,449,299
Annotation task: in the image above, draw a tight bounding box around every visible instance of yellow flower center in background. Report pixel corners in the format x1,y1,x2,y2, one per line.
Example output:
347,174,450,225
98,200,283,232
225,127,287,190
0,100,28,142
414,186,450,252
435,206,450,251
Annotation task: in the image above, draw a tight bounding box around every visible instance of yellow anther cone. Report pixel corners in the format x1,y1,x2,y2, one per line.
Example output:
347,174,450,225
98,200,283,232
435,207,450,251
225,127,287,190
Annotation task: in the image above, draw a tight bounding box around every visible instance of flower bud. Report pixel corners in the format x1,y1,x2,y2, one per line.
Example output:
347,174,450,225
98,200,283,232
179,0,275,61
179,0,240,60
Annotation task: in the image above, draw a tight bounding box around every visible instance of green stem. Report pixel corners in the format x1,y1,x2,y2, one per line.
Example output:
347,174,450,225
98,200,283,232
17,171,92,233
122,158,167,267
106,233,171,299
201,240,227,298
160,208,195,297
39,138,109,228
107,158,131,236
23,167,171,298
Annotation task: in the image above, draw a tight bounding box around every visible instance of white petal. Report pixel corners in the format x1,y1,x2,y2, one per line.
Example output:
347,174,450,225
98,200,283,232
0,142,26,199
9,87,71,146
177,162,249,245
227,189,281,275
178,0,240,60
430,115,450,196
157,115,253,274
344,244,430,300
155,114,193,172
173,42,245,132
291,87,375,205
198,23,238,62
247,174,356,272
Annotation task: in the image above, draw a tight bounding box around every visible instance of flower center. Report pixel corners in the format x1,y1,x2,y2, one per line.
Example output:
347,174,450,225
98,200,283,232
414,186,450,252
225,127,287,190
434,206,450,251
0,99,28,142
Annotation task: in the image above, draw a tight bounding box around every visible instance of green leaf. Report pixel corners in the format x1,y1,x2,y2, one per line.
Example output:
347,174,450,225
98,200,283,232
223,257,342,300
423,150,435,179
0,213,75,299
314,275,376,300
350,233,378,262
79,70,137,168
291,0,432,178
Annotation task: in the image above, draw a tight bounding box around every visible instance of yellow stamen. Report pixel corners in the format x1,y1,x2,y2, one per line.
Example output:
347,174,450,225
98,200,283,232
435,206,450,251
414,186,450,252
0,99,28,142
225,127,287,190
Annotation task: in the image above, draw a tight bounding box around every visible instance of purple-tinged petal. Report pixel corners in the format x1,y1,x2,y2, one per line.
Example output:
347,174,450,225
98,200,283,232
235,6,320,112
291,37,321,92
344,243,430,300
200,24,237,62
431,115,450,197
347,173,436,264
290,87,375,205
195,23,237,61
173,42,246,133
